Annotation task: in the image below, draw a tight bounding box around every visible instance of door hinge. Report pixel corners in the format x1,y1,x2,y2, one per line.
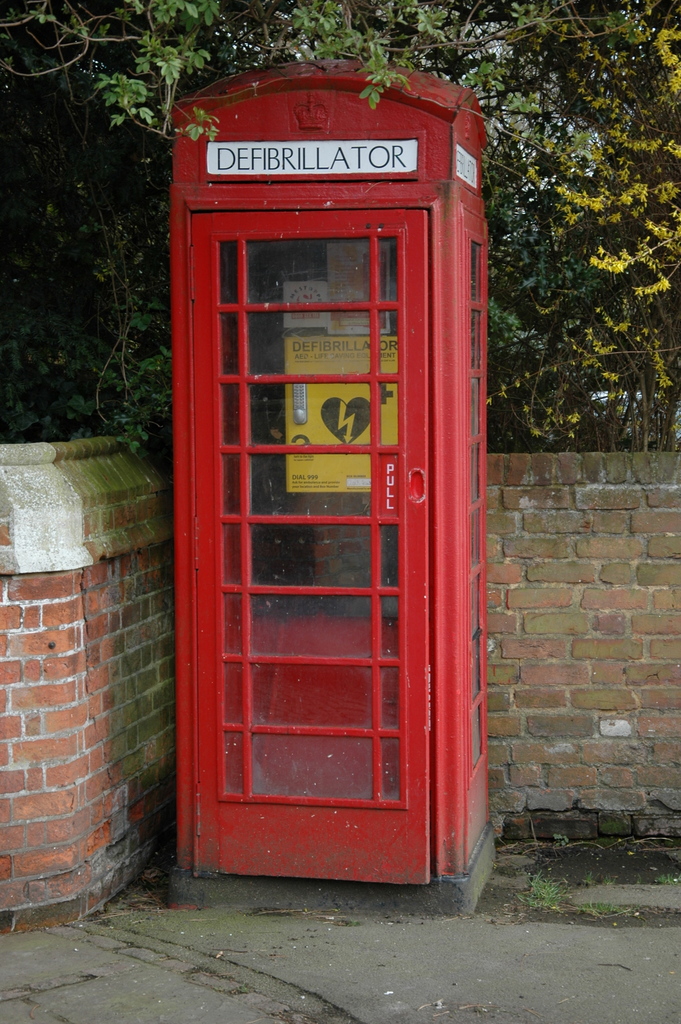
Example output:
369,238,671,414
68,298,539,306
193,515,200,569
427,664,432,731
189,245,196,301
195,787,201,836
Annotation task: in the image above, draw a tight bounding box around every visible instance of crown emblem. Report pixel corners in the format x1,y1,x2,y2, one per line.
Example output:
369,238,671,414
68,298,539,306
294,96,330,132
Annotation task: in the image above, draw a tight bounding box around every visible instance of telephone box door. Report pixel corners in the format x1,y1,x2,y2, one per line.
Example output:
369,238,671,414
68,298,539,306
191,209,430,883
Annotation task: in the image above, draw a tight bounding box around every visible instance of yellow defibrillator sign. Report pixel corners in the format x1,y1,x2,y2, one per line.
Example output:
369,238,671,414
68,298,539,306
284,334,397,492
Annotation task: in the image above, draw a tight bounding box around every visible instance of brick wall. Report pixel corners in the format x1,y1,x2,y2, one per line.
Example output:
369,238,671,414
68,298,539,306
1,439,173,930
487,452,681,840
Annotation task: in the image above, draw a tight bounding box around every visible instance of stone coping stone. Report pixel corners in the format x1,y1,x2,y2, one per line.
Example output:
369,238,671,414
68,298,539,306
571,883,681,909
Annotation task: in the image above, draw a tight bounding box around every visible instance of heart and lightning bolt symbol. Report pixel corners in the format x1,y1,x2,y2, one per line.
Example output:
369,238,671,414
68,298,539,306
320,397,370,443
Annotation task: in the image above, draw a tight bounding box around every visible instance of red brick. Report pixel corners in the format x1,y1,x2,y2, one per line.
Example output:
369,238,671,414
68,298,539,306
548,766,597,787
44,704,88,734
487,564,523,585
633,614,681,634
7,572,79,602
0,606,21,630
502,638,567,659
515,688,567,708
508,589,573,609
648,537,681,558
575,487,640,510
486,511,517,535
639,716,681,737
509,764,543,786
487,690,511,711
13,842,80,878
13,789,76,820
503,487,570,509
575,537,643,558
23,660,41,683
653,741,681,762
0,770,24,794
646,486,681,507
487,454,504,486
571,688,637,710
86,823,111,856
653,590,681,610
523,511,591,533
637,766,681,787
503,538,570,558
591,511,630,533
488,768,506,789
572,638,643,660
22,606,41,630
512,741,582,764
650,640,681,659
524,612,588,634
488,663,518,685
0,823,25,847
592,663,627,684
0,691,5,714
639,688,681,709
505,454,532,485
632,510,681,533
0,855,10,880
11,682,77,710
9,627,77,658
487,612,518,633
520,663,589,687
581,589,647,610
527,563,595,583
0,716,21,740
0,661,21,685
12,735,78,765
487,716,521,737
599,766,634,787
45,755,90,788
0,524,10,546
487,588,502,608
45,809,89,844
600,563,632,584
594,613,627,634
42,597,84,627
42,652,86,680
527,715,593,737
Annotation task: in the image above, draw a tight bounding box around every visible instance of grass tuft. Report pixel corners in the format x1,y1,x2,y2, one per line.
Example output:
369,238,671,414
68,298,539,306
518,872,570,911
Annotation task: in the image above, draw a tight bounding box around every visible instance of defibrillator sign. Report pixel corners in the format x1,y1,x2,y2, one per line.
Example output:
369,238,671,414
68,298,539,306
284,334,398,492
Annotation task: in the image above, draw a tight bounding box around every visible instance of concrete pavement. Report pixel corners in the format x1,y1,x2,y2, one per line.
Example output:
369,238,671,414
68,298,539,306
1,873,681,1024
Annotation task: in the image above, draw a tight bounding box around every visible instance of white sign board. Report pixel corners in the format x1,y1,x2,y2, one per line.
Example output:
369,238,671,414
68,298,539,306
456,144,478,188
207,139,418,176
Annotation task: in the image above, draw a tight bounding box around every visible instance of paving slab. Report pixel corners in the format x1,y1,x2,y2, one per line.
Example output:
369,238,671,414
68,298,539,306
98,906,681,1024
571,884,681,910
0,930,123,992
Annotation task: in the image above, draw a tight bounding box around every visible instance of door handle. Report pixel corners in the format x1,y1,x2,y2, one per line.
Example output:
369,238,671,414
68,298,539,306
292,383,308,424
408,468,426,502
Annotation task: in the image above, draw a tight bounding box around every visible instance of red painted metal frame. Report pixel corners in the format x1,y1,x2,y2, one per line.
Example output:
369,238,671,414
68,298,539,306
171,61,488,883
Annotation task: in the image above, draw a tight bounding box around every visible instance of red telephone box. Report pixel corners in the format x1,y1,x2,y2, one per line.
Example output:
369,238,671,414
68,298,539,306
171,61,491,908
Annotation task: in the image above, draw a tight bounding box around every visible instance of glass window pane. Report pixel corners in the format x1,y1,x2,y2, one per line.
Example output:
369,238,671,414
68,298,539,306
471,377,480,436
223,663,243,723
381,666,399,728
380,382,398,445
250,455,371,516
250,384,286,445
248,313,371,375
381,738,400,800
379,238,397,300
252,735,372,799
221,313,239,375
381,596,399,657
471,241,481,302
381,525,398,587
251,524,371,588
222,454,240,514
222,384,240,445
252,664,372,727
380,311,398,372
220,241,237,304
247,238,369,304
224,732,243,793
471,508,480,567
224,594,242,654
470,310,481,370
472,633,481,699
471,442,480,502
471,576,480,635
223,523,241,584
472,706,482,765
251,595,372,657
